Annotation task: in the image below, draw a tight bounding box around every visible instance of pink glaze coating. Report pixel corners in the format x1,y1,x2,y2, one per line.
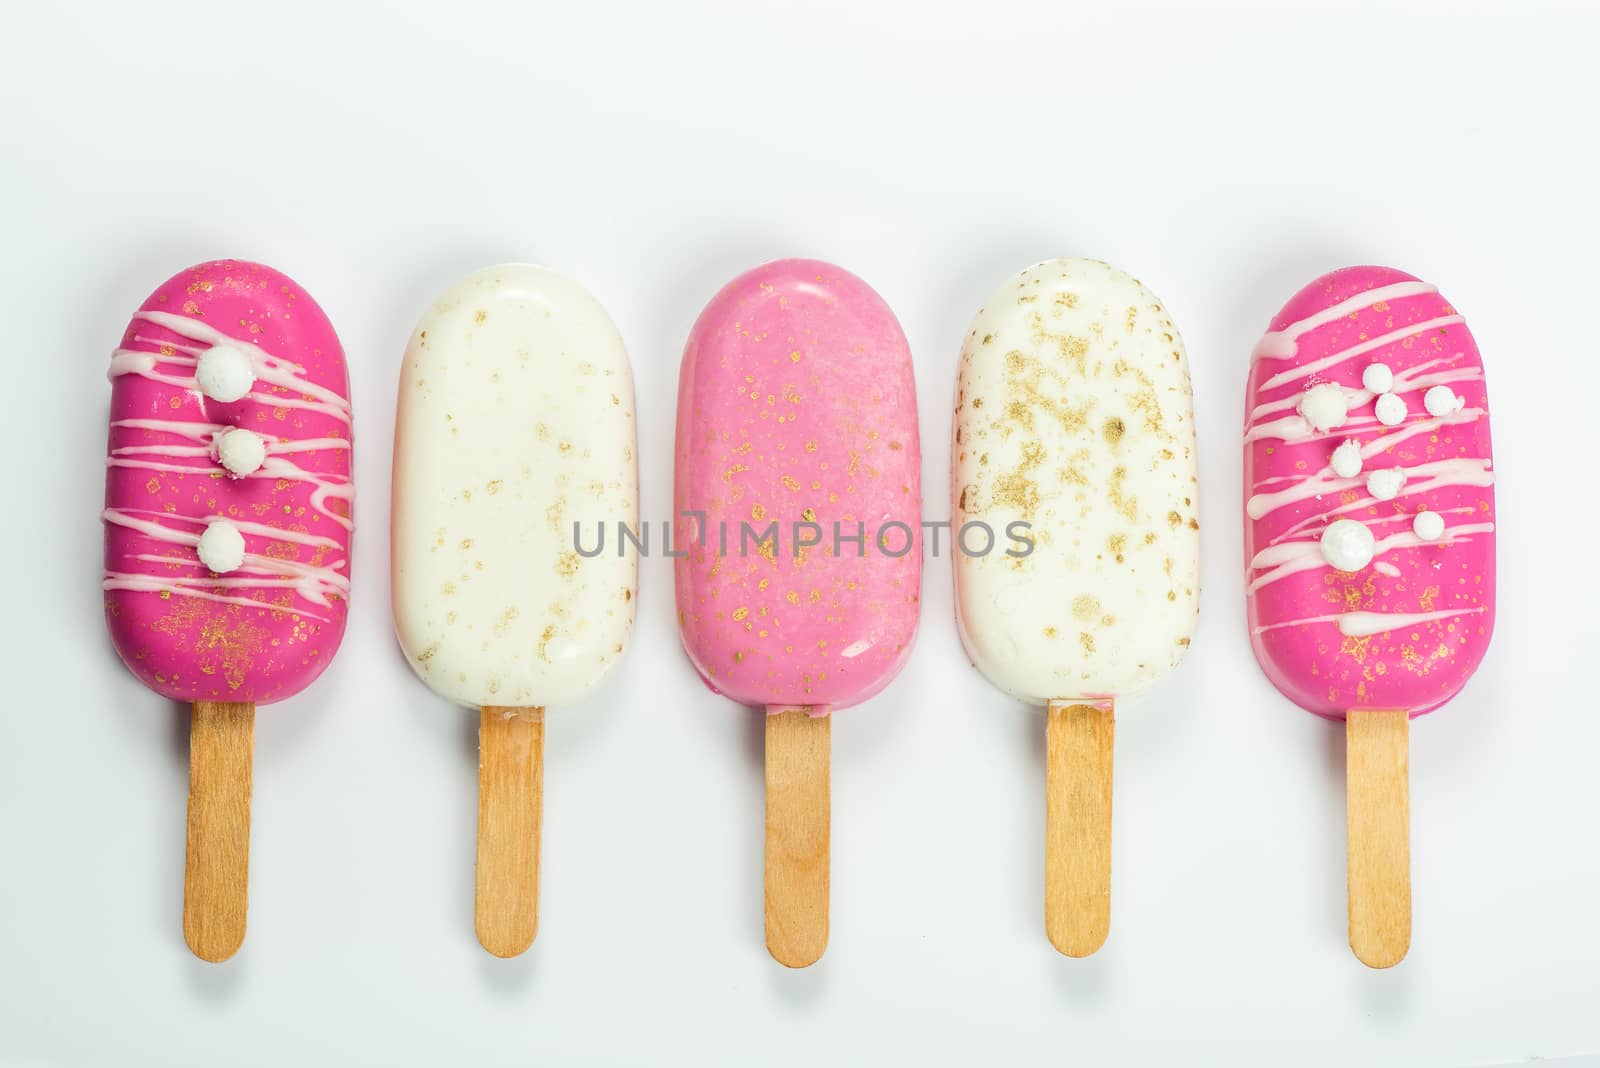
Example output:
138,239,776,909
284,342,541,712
674,259,921,712
104,260,352,704
1244,266,1494,719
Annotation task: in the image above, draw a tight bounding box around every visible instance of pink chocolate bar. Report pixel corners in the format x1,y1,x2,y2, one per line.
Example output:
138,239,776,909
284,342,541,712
674,259,921,711
1244,266,1494,719
104,260,352,704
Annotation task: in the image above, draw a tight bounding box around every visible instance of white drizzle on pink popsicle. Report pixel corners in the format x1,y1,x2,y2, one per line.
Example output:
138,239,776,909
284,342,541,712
1243,266,1494,719
105,452,354,531
1248,521,1495,593
103,508,348,612
1247,455,1492,523
1243,361,1483,444
1253,605,1488,638
1257,314,1466,388
1253,280,1439,360
105,316,353,604
113,311,352,419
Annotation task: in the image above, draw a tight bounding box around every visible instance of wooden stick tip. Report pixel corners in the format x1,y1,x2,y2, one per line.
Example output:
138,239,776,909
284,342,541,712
183,922,245,963
476,915,538,959
1047,916,1109,958
766,933,827,969
1350,936,1409,970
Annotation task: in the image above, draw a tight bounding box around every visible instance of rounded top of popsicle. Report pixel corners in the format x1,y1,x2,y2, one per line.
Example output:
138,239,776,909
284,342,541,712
673,258,922,712
103,259,353,705
1244,265,1496,719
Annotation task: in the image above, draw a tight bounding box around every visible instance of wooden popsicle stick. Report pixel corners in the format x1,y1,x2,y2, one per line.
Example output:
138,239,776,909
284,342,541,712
476,706,545,958
1045,699,1115,957
183,700,255,962
1346,708,1411,968
764,706,830,968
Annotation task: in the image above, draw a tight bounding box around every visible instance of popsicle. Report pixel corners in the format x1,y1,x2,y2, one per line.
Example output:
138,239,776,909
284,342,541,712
952,258,1199,956
392,264,637,957
1244,266,1495,967
674,258,921,967
103,258,353,961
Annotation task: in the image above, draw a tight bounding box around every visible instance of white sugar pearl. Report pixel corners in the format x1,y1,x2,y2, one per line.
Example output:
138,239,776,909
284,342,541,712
1413,510,1446,541
197,520,247,574
194,344,256,403
1374,392,1407,426
1298,383,1349,432
1321,519,1377,572
1330,440,1363,478
215,428,267,477
1362,363,1394,394
1423,385,1463,417
1367,467,1406,501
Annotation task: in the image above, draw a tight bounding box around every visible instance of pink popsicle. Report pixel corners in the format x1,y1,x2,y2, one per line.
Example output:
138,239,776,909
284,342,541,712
1243,265,1494,968
103,259,352,961
1244,266,1494,718
674,259,922,710
105,260,353,703
674,258,921,966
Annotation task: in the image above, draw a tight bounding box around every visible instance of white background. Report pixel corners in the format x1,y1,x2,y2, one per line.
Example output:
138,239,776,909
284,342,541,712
1,1,1596,1065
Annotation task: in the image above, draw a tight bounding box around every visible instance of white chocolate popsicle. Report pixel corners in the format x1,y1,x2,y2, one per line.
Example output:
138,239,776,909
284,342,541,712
953,259,1199,699
392,263,638,956
951,258,1199,955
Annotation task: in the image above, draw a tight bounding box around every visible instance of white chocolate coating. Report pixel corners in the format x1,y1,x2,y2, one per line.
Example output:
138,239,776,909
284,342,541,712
391,265,638,708
952,259,1199,704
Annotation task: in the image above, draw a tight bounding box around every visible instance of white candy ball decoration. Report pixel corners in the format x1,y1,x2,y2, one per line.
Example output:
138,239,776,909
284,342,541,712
1424,385,1464,417
215,428,267,477
197,520,247,574
1298,383,1350,432
194,344,256,403
1367,467,1406,501
1413,510,1446,541
1330,440,1364,479
1374,392,1407,426
1362,363,1394,394
1321,519,1377,572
